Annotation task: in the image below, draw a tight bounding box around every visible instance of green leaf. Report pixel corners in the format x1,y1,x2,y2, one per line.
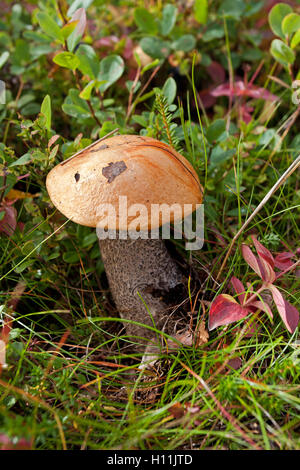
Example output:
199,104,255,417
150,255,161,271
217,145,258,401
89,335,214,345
36,12,64,43
76,44,100,79
209,147,235,168
79,80,96,100
140,37,170,59
9,153,32,167
0,51,9,69
194,0,208,24
172,34,196,52
62,88,91,119
162,77,177,105
141,58,160,75
125,80,141,93
132,114,148,127
98,55,124,92
160,4,177,35
291,30,300,49
82,232,98,248
53,52,80,70
40,94,51,131
268,3,293,39
206,119,226,144
202,26,224,42
218,0,245,20
270,39,295,66
67,8,87,52
63,251,80,263
67,0,93,16
99,121,119,138
61,20,78,40
134,8,158,34
282,13,300,36
14,260,34,273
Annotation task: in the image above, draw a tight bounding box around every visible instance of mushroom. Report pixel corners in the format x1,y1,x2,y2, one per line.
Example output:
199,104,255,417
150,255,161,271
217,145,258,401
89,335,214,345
46,135,203,356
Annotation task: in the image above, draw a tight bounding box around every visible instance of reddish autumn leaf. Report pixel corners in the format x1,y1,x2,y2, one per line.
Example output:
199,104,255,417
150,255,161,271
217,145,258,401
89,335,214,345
70,8,86,39
169,402,184,419
242,241,275,283
16,173,29,181
211,80,278,122
257,256,276,283
239,104,254,124
198,89,217,108
267,284,299,333
48,134,60,149
251,236,275,267
248,300,273,320
208,294,250,331
123,37,134,60
0,340,5,370
274,252,295,270
95,35,119,48
230,276,247,304
211,80,277,101
242,244,263,278
0,434,31,450
206,61,226,85
0,202,17,236
226,357,242,370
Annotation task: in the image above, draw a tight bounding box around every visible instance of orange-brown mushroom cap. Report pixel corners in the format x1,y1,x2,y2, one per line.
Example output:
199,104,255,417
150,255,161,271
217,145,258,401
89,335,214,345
46,135,203,231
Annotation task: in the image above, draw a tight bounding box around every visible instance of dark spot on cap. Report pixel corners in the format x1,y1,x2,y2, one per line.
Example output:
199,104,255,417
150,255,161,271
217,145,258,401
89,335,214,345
74,172,80,182
102,161,127,183
91,144,108,152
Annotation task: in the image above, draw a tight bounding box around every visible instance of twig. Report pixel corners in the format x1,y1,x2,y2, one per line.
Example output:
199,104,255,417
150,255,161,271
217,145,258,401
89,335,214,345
125,65,161,123
261,106,300,174
73,70,102,128
126,66,141,123
60,128,119,166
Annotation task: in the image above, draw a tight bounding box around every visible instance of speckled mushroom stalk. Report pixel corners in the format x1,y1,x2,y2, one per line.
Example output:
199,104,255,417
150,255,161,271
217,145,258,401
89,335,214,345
46,135,203,353
99,236,184,347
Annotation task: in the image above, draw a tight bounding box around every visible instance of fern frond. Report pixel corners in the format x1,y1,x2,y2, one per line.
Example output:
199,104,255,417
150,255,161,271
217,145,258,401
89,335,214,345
153,89,182,152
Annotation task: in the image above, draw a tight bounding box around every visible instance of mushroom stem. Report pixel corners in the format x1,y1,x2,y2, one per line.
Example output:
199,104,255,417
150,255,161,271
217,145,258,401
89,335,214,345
99,236,184,350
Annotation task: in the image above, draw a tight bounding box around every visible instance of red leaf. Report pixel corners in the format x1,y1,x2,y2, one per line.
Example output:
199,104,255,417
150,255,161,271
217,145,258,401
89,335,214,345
48,134,60,149
230,276,246,304
0,203,17,236
283,300,300,333
248,300,273,320
209,294,250,331
71,8,86,39
211,80,278,102
123,37,134,60
274,252,294,270
240,104,254,123
241,244,263,279
267,284,299,333
226,357,242,370
257,256,276,283
198,89,216,108
211,82,234,98
251,236,275,267
206,61,226,85
0,434,31,450
95,35,119,48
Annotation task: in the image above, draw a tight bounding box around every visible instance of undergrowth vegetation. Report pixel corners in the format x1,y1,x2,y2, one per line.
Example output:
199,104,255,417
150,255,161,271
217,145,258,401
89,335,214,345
0,0,299,450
